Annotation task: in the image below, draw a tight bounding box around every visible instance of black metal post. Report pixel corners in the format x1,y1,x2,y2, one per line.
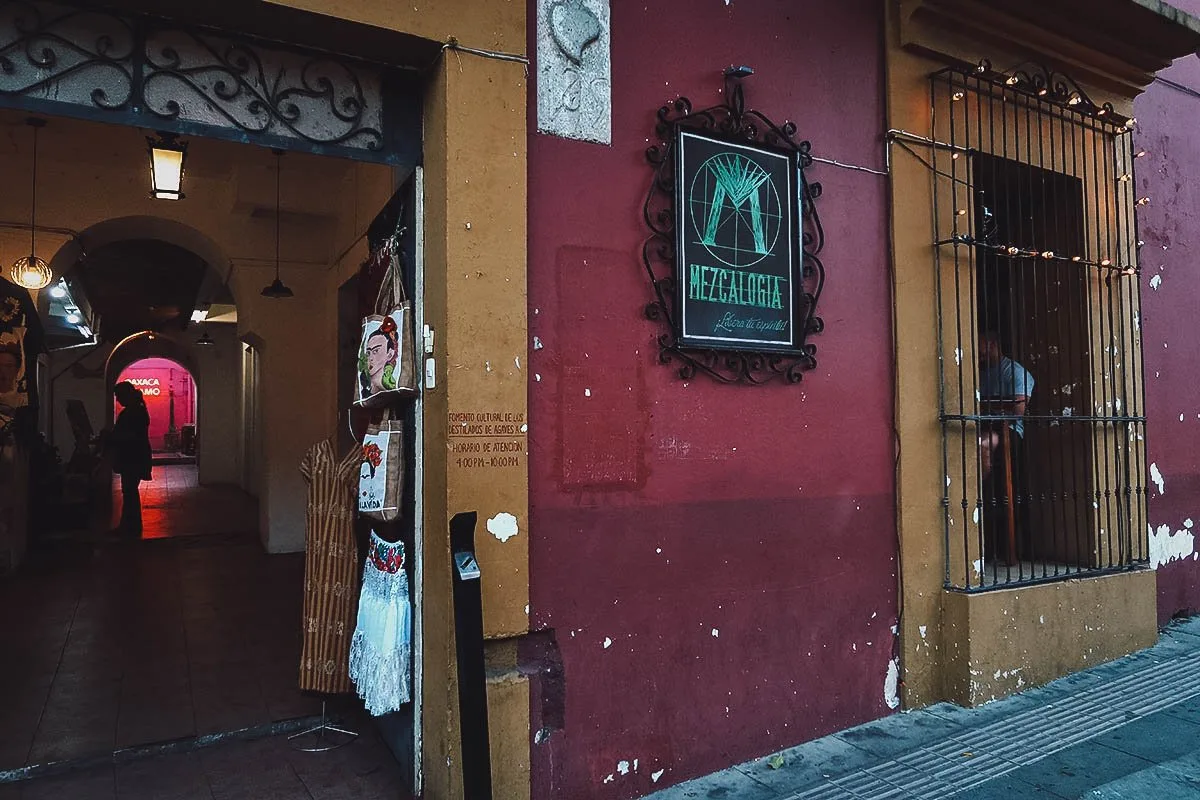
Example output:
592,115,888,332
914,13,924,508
450,512,492,800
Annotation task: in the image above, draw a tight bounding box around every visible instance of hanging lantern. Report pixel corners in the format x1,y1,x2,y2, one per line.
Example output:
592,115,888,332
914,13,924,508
11,118,51,290
147,132,188,200
261,149,294,299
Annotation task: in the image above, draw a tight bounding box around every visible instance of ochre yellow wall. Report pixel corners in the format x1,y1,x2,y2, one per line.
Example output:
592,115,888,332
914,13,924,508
942,571,1157,705
885,0,1155,709
264,0,524,52
420,43,530,797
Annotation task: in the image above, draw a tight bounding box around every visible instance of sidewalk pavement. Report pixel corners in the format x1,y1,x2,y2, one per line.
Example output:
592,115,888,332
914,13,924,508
645,617,1200,800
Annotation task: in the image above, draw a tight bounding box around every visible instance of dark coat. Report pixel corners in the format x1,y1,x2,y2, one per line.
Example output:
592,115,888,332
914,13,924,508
109,404,152,480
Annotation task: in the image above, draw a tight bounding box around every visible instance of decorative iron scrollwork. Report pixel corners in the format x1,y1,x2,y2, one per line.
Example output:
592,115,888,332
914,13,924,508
142,27,383,150
642,71,826,385
0,1,387,153
0,1,135,109
967,59,1124,126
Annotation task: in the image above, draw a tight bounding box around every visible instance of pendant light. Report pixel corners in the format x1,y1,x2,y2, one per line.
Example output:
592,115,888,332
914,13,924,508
195,328,215,346
11,118,52,291
260,149,294,299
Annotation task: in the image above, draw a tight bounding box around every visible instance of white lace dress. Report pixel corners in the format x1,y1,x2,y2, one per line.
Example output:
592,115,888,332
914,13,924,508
348,531,412,715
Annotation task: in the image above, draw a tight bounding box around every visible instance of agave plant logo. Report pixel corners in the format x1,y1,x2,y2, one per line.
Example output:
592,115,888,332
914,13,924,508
689,150,783,268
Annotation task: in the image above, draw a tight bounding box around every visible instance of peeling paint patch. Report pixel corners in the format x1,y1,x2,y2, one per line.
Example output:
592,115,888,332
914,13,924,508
533,336,544,350
486,512,519,542
1151,463,1165,495
617,760,630,775
1150,523,1196,569
972,558,982,578
711,628,720,638
603,637,612,649
919,625,928,639
652,769,665,783
884,658,901,709
1150,274,1163,290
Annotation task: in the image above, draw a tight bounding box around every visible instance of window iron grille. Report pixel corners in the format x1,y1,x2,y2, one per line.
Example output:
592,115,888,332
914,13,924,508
923,60,1148,591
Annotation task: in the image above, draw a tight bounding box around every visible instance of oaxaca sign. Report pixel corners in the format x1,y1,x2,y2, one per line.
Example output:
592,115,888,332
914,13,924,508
675,129,800,352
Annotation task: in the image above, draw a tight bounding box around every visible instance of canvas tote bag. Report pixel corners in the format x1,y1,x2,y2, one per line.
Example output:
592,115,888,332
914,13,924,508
358,409,404,523
354,242,417,409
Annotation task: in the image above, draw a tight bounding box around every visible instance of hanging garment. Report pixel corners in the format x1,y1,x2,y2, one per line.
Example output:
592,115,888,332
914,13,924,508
0,277,44,439
298,440,361,694
349,531,413,715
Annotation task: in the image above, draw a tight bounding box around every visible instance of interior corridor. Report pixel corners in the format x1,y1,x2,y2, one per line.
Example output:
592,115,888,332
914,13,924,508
0,471,408,799
109,465,256,540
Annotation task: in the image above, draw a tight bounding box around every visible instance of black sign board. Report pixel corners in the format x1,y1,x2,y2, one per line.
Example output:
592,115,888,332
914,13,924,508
674,128,800,352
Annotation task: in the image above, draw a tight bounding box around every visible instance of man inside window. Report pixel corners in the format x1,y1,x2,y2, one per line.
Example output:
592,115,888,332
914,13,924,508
979,330,1034,478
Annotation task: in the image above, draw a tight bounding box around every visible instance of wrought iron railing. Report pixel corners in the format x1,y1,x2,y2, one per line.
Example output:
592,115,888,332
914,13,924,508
919,60,1148,590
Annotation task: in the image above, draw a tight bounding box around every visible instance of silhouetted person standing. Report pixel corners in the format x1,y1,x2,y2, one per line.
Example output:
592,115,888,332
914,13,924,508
107,381,152,537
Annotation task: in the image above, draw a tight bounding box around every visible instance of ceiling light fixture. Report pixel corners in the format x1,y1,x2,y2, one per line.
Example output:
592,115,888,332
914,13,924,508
261,149,294,299
195,328,215,346
147,132,188,200
11,118,52,291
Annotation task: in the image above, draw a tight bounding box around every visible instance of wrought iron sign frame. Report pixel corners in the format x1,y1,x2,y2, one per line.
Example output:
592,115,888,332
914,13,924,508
642,68,825,385
0,0,420,164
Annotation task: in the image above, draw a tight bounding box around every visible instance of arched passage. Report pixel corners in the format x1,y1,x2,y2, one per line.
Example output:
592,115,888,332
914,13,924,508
115,357,197,454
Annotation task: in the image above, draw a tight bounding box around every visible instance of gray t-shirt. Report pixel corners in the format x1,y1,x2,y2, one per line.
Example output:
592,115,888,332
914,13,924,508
980,356,1034,437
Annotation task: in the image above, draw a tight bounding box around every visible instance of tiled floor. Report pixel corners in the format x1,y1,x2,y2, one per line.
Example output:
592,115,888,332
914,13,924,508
1,469,409,798
110,466,257,540
0,725,409,799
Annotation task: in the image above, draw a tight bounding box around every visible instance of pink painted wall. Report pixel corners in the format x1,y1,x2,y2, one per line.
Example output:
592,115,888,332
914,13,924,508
526,2,895,797
1134,36,1200,624
116,357,196,451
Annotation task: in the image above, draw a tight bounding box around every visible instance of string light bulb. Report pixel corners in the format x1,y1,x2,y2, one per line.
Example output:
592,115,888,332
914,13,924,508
1071,255,1082,262
1067,94,1082,106
1135,150,1147,158
957,209,968,216
1137,240,1145,248
1118,174,1132,182
1125,117,1137,129
1007,246,1020,256
1121,266,1138,276
952,91,965,101
1136,197,1151,206
951,152,960,160
1037,87,1048,97
1005,76,1019,86
1100,258,1112,266
1041,251,1055,259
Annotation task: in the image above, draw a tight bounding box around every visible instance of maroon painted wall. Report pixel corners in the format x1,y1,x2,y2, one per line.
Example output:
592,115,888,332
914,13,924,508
526,2,895,797
1134,23,1200,625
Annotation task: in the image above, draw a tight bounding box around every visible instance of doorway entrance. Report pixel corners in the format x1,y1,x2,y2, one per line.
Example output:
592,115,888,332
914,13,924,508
0,116,420,796
116,357,197,457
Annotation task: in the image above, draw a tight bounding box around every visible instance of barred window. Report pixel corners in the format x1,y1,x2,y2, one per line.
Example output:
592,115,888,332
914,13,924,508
922,61,1147,590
